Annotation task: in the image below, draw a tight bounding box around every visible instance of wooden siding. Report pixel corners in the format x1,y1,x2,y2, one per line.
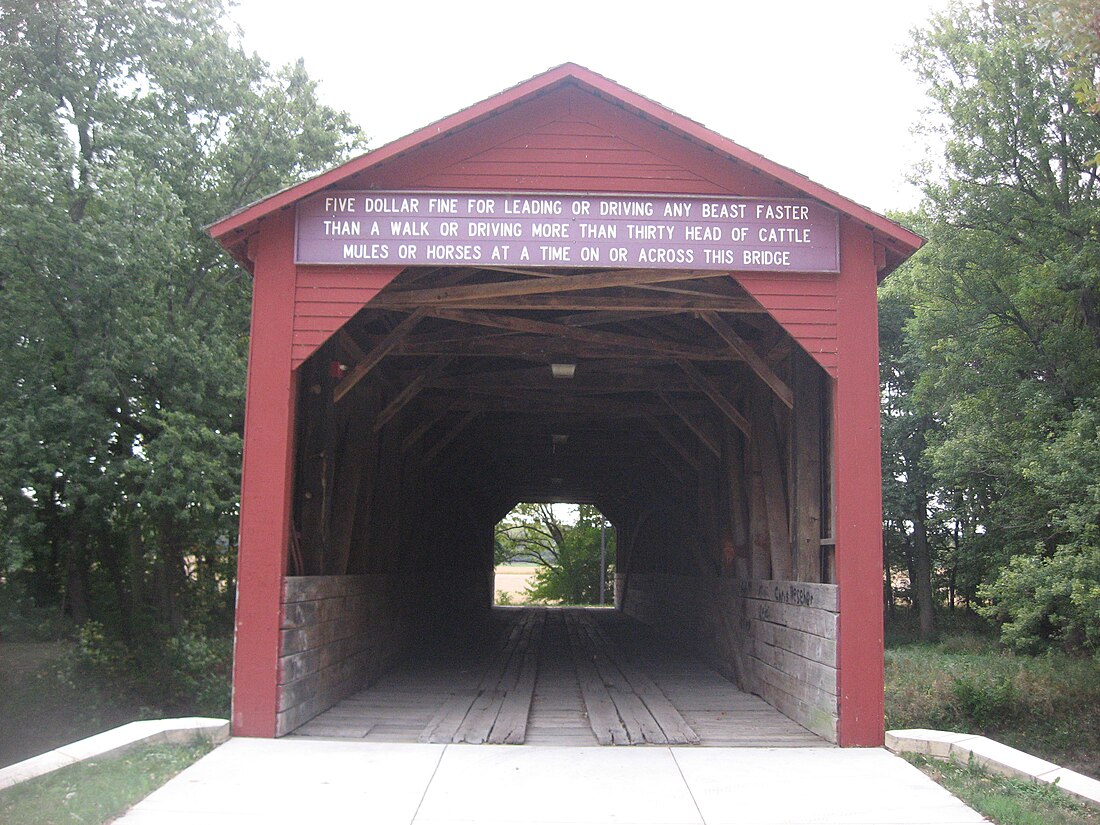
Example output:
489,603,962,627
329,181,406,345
291,265,402,369
416,114,719,194
355,85,789,198
286,86,843,370
623,573,838,742
733,272,839,376
736,579,839,742
277,574,409,736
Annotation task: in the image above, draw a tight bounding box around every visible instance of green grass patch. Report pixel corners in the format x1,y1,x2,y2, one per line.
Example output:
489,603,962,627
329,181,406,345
885,612,1100,779
0,740,214,825
905,754,1099,825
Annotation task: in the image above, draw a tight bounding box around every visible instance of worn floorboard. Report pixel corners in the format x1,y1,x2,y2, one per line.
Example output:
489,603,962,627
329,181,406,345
291,606,827,747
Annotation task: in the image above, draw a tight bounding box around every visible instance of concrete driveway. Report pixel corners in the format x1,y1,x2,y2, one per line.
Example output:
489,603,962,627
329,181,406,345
115,737,986,824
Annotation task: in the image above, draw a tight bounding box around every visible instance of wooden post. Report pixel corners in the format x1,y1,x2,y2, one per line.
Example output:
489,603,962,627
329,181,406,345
834,220,885,746
232,211,298,738
792,350,823,582
750,386,791,580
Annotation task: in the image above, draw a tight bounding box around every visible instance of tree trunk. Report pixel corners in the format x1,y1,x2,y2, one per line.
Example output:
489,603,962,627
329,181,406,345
883,533,895,616
910,514,936,641
65,550,90,627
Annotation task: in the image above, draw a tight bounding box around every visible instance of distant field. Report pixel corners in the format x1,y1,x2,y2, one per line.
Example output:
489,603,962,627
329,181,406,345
494,565,539,600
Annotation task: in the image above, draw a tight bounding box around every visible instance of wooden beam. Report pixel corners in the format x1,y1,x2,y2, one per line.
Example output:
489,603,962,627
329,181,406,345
334,309,427,403
559,310,688,327
336,329,368,362
371,293,765,313
700,311,794,408
401,406,453,452
373,356,453,432
480,265,560,279
658,391,721,458
627,281,743,299
676,360,751,438
396,337,731,361
385,266,445,288
422,410,479,465
424,308,730,360
378,268,716,305
437,391,660,419
792,350,824,582
643,413,701,471
430,372,696,393
750,388,792,580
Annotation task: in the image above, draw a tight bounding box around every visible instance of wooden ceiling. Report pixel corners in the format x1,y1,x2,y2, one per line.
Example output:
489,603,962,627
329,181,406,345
324,264,798,513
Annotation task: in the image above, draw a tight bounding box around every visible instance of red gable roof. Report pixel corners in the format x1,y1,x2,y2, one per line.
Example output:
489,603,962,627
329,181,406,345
208,63,921,274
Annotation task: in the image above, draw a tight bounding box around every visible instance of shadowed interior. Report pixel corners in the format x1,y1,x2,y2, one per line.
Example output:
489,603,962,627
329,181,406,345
277,264,840,743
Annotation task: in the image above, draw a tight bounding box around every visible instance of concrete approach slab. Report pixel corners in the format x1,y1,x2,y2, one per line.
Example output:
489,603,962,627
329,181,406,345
115,737,988,825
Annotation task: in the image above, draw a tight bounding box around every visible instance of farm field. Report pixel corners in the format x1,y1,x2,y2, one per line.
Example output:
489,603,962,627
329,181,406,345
493,565,539,602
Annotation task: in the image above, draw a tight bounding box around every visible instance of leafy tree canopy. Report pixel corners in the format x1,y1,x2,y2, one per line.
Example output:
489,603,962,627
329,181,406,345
0,0,363,659
886,0,1100,651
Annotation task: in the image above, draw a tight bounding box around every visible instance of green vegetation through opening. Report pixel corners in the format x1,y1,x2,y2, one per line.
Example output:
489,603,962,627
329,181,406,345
494,503,616,606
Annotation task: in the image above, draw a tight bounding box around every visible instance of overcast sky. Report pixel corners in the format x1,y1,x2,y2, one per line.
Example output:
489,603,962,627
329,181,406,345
228,0,950,214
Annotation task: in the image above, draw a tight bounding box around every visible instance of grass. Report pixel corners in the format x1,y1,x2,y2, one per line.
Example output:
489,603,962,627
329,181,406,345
885,610,1100,780
0,740,214,825
905,753,1099,825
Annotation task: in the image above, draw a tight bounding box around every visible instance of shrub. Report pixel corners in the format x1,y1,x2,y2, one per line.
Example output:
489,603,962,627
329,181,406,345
951,674,1016,727
0,580,72,642
71,622,231,717
979,545,1100,654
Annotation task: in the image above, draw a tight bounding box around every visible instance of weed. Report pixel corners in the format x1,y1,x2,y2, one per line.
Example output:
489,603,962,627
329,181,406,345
951,674,1016,727
886,612,1100,779
905,754,1099,825
0,740,213,825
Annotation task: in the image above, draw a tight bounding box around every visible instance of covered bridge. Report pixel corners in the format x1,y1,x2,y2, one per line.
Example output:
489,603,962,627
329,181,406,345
209,64,921,747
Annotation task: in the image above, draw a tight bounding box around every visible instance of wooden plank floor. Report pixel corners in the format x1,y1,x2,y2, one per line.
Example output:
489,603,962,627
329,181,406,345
291,607,828,747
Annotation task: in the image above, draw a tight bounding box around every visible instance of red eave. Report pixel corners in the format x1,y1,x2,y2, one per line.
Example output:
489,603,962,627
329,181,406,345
208,63,923,267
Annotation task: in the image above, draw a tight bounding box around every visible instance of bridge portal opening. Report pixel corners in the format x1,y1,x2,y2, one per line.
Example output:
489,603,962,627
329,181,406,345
270,263,842,745
494,503,616,607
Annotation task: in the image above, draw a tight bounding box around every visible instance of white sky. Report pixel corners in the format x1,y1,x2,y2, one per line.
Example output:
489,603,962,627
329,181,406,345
229,0,949,215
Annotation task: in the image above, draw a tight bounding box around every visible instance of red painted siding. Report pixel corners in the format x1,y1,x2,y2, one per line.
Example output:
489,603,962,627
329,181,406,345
292,266,403,368
344,85,786,198
833,221,885,746
233,210,299,737
295,85,841,371
732,272,839,376
210,64,923,272
418,114,717,192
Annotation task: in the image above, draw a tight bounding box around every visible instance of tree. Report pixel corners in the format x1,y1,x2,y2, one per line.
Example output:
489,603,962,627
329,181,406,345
0,0,362,663
898,0,1100,651
495,503,615,605
1032,0,1100,116
880,255,941,639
